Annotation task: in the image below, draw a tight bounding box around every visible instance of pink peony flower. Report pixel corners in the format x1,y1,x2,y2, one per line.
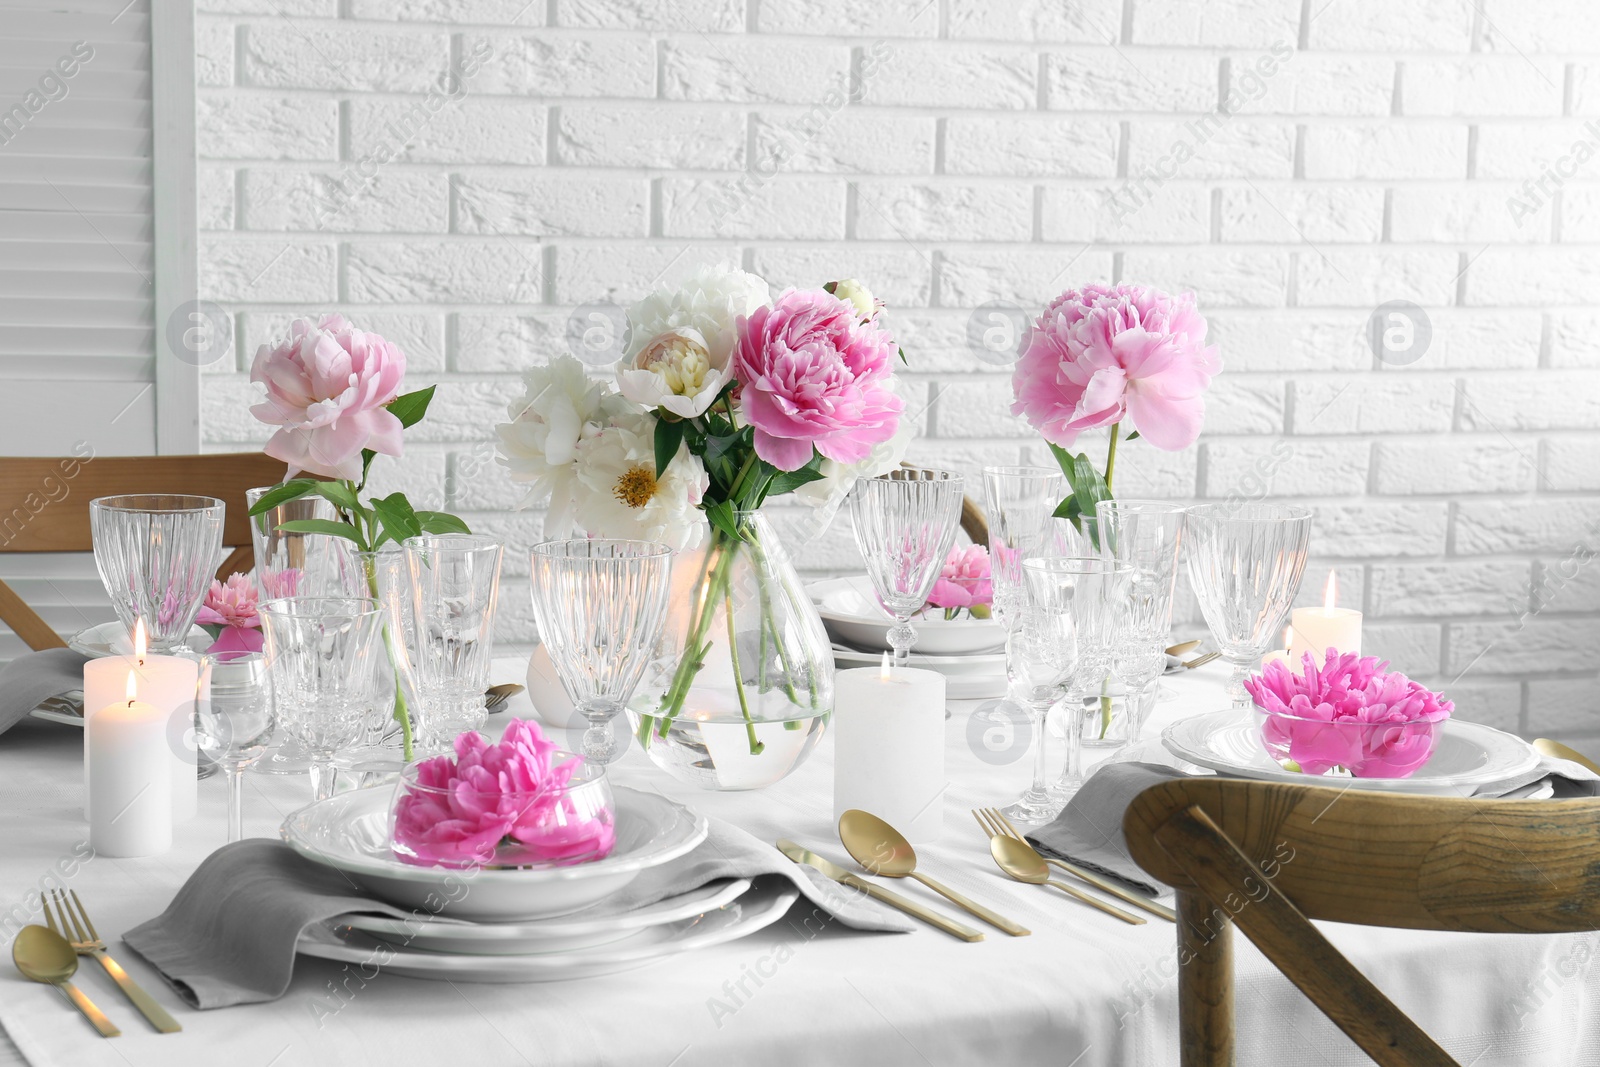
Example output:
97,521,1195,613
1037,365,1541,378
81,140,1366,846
1245,650,1454,779
1010,284,1220,451
250,313,407,481
926,544,993,610
733,289,903,472
197,574,265,655
391,718,615,869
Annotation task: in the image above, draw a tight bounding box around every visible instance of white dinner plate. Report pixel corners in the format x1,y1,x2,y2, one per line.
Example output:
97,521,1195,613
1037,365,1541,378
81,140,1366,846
829,645,1007,700
67,620,209,658
808,576,1005,656
299,878,798,983
1162,709,1541,796
341,877,753,956
281,784,708,922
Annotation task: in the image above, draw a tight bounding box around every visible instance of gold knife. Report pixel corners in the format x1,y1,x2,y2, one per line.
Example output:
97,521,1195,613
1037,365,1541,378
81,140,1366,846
776,839,985,942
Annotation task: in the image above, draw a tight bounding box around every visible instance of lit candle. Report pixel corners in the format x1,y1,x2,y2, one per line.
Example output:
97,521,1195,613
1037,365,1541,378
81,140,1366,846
1261,627,1295,672
87,672,172,858
832,653,946,844
1287,570,1362,671
83,619,199,823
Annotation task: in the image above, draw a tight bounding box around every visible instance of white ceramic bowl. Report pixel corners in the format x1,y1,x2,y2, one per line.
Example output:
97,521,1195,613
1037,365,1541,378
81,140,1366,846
281,784,706,921
808,576,1005,656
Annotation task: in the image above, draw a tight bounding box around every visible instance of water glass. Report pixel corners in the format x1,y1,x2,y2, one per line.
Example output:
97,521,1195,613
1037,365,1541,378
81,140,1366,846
1042,558,1132,801
90,495,224,651
529,540,672,766
260,597,385,801
406,535,504,751
246,486,361,599
194,653,275,842
343,549,425,770
1185,503,1313,704
1096,500,1187,739
981,466,1065,630
847,468,965,667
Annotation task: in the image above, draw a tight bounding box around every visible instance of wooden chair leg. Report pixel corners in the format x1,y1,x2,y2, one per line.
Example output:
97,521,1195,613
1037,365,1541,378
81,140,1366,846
1177,891,1234,1067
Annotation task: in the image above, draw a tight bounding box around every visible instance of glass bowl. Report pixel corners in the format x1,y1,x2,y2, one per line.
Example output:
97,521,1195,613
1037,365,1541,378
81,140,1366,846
388,756,616,870
1254,705,1445,779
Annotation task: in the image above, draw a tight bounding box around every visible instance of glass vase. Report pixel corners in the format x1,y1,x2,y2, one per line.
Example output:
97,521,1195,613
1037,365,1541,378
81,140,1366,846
628,511,833,791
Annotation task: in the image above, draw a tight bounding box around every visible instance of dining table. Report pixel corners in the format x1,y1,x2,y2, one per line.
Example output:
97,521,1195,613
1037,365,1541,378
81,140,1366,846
1,656,1596,1067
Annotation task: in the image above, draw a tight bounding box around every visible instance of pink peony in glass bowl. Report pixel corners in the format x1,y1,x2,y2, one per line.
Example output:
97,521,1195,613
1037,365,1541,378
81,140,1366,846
388,719,617,869
1244,650,1455,779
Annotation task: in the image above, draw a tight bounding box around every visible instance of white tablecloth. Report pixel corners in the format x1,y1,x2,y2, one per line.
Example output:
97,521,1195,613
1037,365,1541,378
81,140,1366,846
1,660,1597,1066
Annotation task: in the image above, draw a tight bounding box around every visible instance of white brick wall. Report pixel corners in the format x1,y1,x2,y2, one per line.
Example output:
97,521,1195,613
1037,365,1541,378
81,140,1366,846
195,1,1600,743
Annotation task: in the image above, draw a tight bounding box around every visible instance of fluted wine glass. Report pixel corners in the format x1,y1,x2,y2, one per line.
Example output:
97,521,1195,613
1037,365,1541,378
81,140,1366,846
529,539,672,766
978,466,1066,726
407,534,504,750
847,468,965,667
1096,500,1186,741
245,486,356,599
90,495,224,651
193,652,275,842
1184,503,1313,704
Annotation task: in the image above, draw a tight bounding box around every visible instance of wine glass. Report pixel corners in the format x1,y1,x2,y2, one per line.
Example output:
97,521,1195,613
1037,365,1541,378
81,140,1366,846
847,468,965,667
406,534,504,751
260,597,385,801
1184,503,1313,705
193,653,275,842
1096,500,1187,741
529,539,672,766
245,486,357,599
978,466,1065,726
89,495,224,652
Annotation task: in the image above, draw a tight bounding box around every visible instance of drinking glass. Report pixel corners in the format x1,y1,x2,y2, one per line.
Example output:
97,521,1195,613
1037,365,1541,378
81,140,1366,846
1096,500,1187,740
529,540,672,766
341,549,425,771
847,468,965,667
246,486,360,599
1041,558,1132,800
90,495,224,652
978,466,1066,727
406,534,504,751
1185,503,1313,704
260,597,385,801
193,653,275,842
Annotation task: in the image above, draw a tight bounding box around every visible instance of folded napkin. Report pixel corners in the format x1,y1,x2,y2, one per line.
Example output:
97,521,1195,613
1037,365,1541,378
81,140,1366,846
0,648,88,737
125,818,912,1009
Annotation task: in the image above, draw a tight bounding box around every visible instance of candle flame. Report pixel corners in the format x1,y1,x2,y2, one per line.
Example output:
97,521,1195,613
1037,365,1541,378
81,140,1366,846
124,670,137,704
879,651,892,682
133,617,147,661
1323,570,1338,611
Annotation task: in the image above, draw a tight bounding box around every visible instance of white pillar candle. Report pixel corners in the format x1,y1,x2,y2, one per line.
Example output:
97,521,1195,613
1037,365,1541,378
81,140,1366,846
83,621,199,824
832,657,946,844
1260,627,1295,672
88,673,172,858
1287,570,1362,671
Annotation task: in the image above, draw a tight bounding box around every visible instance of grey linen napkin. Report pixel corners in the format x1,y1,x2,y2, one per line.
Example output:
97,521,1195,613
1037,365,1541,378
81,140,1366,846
125,818,911,1009
0,648,87,737
1026,762,1182,899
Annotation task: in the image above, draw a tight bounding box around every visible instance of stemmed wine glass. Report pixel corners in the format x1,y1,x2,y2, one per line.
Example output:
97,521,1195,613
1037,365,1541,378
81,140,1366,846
979,466,1065,725
193,652,275,842
1095,500,1187,741
1184,503,1313,705
89,495,224,652
847,468,965,668
529,539,672,766
260,597,385,801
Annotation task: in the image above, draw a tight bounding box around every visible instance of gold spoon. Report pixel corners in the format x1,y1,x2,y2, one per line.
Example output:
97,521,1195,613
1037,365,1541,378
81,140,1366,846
1533,738,1600,776
12,925,119,1037
838,810,1030,936
988,836,1146,925
1165,639,1202,657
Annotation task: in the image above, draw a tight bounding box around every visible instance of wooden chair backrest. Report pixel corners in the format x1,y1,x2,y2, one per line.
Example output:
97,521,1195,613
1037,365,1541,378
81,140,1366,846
0,452,286,650
1124,778,1600,1067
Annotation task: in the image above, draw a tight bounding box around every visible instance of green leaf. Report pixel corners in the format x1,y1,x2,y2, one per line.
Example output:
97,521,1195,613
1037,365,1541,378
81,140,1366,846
246,479,318,516
1052,495,1082,522
1125,430,1140,442
653,418,685,478
704,500,741,542
369,492,422,549
416,511,472,535
309,480,361,512
1046,441,1078,482
764,457,827,498
275,518,363,543
387,386,436,429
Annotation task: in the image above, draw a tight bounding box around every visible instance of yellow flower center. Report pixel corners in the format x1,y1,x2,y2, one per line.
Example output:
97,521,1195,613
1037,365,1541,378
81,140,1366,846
613,464,658,509
644,336,711,395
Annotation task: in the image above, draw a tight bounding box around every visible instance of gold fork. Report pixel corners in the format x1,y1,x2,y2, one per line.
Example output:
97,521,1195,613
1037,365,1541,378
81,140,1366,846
44,891,181,1033
972,808,1176,923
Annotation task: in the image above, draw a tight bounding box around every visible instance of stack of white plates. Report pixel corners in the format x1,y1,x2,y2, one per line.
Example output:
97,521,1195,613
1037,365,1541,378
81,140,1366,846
280,785,798,982
808,576,1007,699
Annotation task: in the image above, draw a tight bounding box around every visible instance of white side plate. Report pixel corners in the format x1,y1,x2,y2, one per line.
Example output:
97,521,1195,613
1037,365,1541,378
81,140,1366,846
809,576,1005,656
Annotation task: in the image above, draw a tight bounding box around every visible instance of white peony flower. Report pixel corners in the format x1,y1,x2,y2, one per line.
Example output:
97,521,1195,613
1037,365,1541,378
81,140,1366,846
495,354,632,536
829,278,878,321
618,265,770,418
573,412,709,551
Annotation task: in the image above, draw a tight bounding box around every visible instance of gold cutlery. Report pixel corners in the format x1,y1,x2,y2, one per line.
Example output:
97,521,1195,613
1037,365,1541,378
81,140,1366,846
44,890,181,1033
1165,639,1202,657
484,683,525,714
1182,650,1220,670
837,809,1029,937
12,925,119,1037
976,807,1176,922
775,838,985,942
972,809,1150,925
1533,738,1600,776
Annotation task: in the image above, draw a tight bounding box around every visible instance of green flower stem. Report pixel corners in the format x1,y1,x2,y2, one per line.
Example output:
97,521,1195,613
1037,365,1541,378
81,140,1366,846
744,526,806,708
361,551,414,762
724,584,764,755
645,533,730,742
1104,422,1120,495
1099,424,1120,738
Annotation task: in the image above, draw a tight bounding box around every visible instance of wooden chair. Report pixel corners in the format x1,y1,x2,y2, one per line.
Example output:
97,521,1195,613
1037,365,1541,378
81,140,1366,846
1123,778,1600,1066
0,452,287,650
